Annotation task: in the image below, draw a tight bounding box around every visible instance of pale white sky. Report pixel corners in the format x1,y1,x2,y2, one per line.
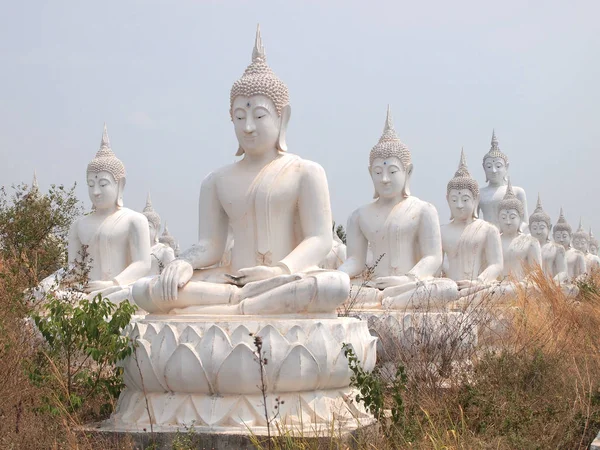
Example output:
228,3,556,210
1,1,599,248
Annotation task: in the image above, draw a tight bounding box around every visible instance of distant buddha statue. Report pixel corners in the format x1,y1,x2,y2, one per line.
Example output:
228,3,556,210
497,179,541,286
142,194,175,275
589,228,599,259
572,220,600,272
66,124,152,303
158,222,178,256
339,106,457,310
478,131,529,231
529,194,567,281
441,149,503,299
320,227,347,270
132,27,349,315
553,209,586,279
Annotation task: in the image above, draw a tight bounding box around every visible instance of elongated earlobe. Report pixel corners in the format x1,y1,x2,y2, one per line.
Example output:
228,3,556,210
277,105,291,152
402,164,413,198
117,178,126,208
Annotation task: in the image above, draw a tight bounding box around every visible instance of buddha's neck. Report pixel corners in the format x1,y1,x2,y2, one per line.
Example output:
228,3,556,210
377,194,406,207
242,148,280,168
93,205,119,218
488,179,507,188
453,217,474,226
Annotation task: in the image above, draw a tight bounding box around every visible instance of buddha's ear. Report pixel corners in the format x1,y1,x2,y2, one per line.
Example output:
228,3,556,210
402,163,413,198
482,162,489,183
446,193,453,220
368,165,379,199
473,193,480,219
117,178,126,208
277,105,291,152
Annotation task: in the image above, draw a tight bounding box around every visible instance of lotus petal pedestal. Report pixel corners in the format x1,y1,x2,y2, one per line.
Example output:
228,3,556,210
105,315,377,437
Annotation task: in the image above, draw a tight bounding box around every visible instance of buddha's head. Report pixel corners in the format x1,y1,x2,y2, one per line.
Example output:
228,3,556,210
498,178,524,235
482,130,509,185
159,222,177,252
369,106,413,200
86,124,126,211
446,149,479,221
572,219,590,253
553,208,572,250
142,193,161,245
589,228,598,255
528,193,552,245
230,25,290,158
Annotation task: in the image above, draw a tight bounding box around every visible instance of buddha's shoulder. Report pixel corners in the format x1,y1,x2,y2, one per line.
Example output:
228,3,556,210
406,196,439,214
471,218,500,234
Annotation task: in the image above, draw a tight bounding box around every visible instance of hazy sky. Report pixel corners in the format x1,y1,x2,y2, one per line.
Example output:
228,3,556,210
1,1,599,248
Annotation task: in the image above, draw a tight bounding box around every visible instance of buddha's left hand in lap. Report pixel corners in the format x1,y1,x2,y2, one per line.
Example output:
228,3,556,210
226,265,286,287
85,279,117,293
373,275,413,289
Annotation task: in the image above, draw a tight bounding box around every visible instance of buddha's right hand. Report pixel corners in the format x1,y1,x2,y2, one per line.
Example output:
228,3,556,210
160,259,194,302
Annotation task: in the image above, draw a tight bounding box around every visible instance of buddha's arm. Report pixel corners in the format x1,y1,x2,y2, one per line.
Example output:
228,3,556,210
479,226,503,282
411,203,443,279
67,220,82,266
278,162,332,274
179,173,228,269
338,209,368,278
527,240,542,269
555,246,568,276
114,215,152,286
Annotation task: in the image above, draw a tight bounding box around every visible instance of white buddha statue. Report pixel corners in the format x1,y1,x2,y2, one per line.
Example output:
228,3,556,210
497,179,541,284
66,124,152,303
441,149,503,299
339,106,457,310
572,220,600,272
478,131,529,231
553,209,586,279
142,193,175,275
589,228,599,259
158,222,178,256
529,194,567,281
320,227,347,270
131,27,349,315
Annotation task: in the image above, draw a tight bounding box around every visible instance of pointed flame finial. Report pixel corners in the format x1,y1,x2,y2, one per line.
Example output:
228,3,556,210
505,177,514,198
536,193,542,210
578,217,584,232
144,192,153,211
252,24,265,62
384,104,394,134
32,170,39,191
101,122,110,149
558,207,565,221
491,129,498,147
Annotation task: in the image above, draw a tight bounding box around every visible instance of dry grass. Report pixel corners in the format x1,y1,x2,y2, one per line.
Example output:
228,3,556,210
3,265,600,449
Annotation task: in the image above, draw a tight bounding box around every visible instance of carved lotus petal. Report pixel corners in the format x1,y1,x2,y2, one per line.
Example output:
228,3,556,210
164,344,212,394
124,339,167,392
227,396,264,427
275,344,319,392
346,324,365,363
142,322,160,341
193,395,239,427
197,325,233,387
328,348,352,389
216,343,261,395
305,323,339,388
284,325,306,343
159,393,201,426
152,324,179,380
179,325,202,347
362,337,378,373
300,390,331,422
256,324,290,389
128,322,143,342
230,325,254,346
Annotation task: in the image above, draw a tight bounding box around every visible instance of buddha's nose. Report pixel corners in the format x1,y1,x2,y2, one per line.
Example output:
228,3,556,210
244,117,256,133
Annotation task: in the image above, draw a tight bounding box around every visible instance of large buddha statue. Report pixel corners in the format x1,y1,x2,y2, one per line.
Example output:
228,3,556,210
441,149,503,299
131,27,349,315
338,106,457,309
553,209,586,279
479,131,529,231
66,125,152,303
158,222,178,256
529,194,567,281
142,194,175,275
497,180,541,282
589,228,599,259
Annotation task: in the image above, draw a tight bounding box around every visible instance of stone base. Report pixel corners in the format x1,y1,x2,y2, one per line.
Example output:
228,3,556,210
106,315,377,436
82,419,377,450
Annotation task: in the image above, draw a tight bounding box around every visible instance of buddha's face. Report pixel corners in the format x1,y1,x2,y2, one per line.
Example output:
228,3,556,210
590,244,598,255
483,157,508,184
554,230,571,249
499,208,521,235
87,171,119,210
447,189,476,222
530,221,550,244
370,156,408,199
572,236,589,253
148,222,158,245
232,95,281,156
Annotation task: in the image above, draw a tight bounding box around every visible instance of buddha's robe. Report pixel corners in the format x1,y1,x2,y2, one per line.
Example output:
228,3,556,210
565,248,586,279
345,196,457,310
442,219,503,299
540,241,567,281
585,253,600,272
133,152,349,315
